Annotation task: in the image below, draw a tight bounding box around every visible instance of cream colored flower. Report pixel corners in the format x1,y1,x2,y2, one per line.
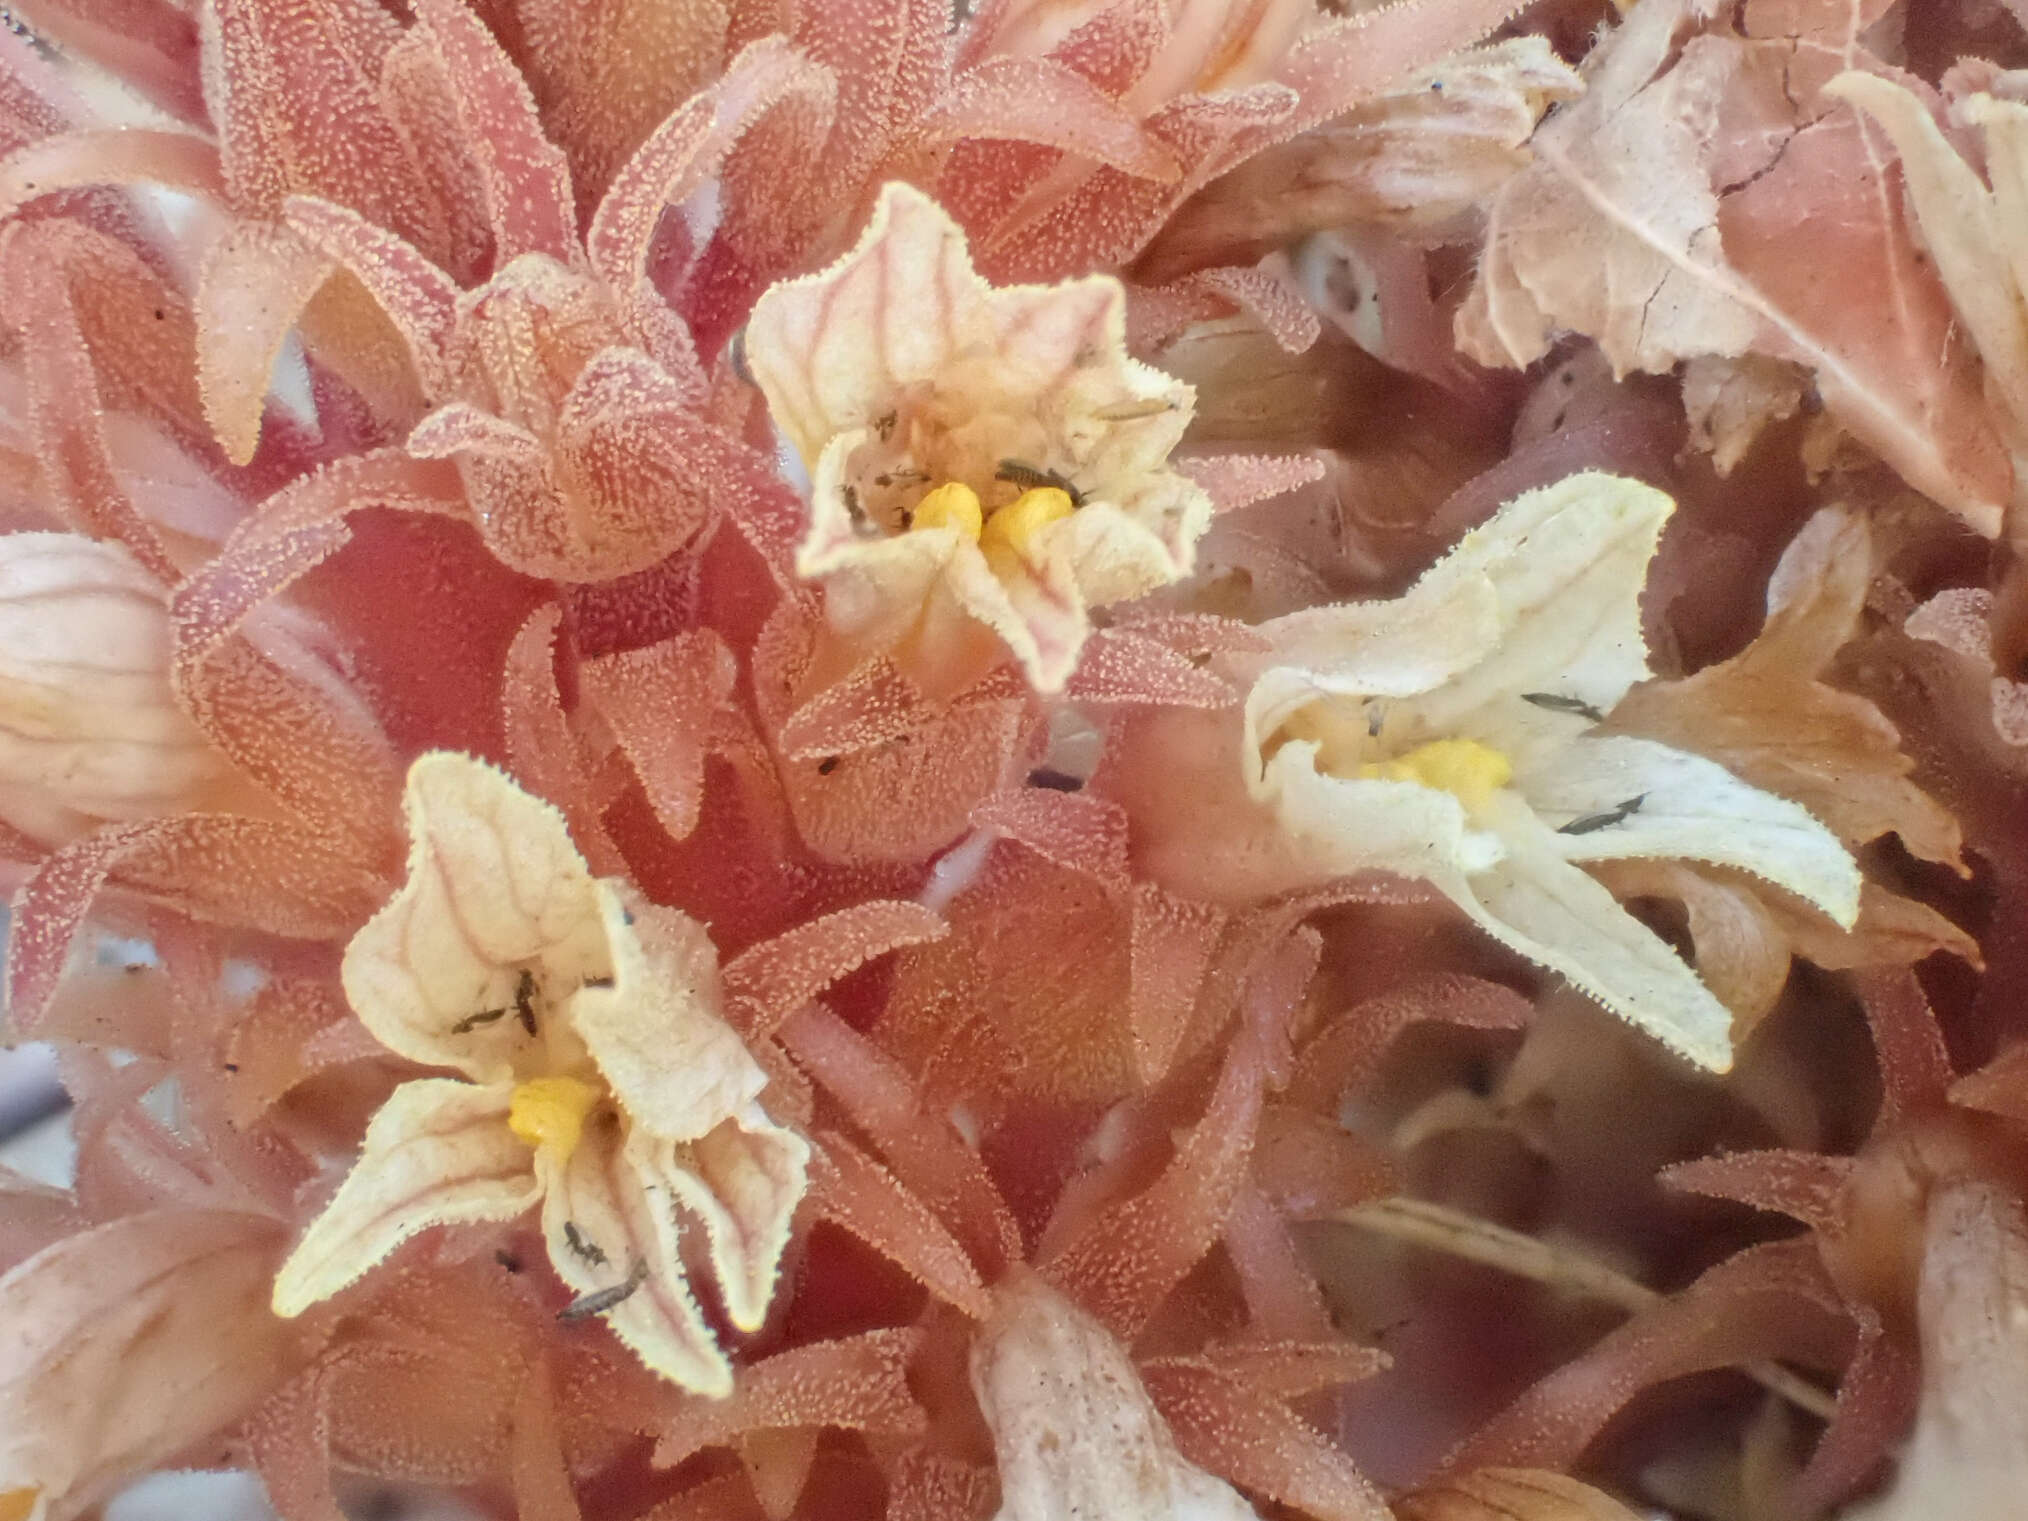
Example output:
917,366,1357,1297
271,752,808,1397
744,181,1212,692
970,1272,1256,1521
0,533,236,845
1242,473,1861,1072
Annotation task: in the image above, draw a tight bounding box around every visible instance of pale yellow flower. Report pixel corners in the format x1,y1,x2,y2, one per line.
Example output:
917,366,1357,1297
1242,473,1861,1071
271,752,808,1396
745,181,1212,692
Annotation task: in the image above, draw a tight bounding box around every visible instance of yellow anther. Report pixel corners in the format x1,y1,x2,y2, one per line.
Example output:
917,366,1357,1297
508,1076,603,1157
911,481,984,539
1358,738,1513,810
980,486,1075,563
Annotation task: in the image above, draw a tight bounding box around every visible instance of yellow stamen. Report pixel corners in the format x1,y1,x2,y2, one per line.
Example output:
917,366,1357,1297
0,1489,39,1521
980,486,1075,565
1359,738,1513,810
508,1076,603,1157
911,480,984,539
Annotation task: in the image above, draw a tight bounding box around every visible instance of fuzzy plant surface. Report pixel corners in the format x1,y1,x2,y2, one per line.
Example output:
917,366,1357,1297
0,1,2022,1519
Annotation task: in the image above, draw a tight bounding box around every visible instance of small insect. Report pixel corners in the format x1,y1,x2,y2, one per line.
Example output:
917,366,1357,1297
581,975,615,990
512,968,539,1036
841,482,868,529
873,410,897,441
1365,702,1387,739
1026,766,1082,793
1522,692,1605,722
1093,397,1177,423
563,1221,609,1267
451,1005,509,1035
556,1258,649,1322
873,467,928,487
816,756,839,775
1557,794,1646,835
996,458,1085,508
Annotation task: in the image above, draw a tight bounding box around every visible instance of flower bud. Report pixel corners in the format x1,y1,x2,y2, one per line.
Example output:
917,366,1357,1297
969,1271,1255,1521
0,532,232,844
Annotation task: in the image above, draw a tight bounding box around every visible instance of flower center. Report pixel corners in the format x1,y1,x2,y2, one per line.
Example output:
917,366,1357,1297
909,480,1076,569
508,1075,603,1157
912,481,984,538
1357,737,1513,810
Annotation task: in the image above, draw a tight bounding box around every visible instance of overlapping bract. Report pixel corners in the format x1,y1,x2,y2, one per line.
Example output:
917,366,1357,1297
0,0,2014,1519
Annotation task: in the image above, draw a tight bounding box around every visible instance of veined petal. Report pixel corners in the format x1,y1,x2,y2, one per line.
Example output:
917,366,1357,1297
272,1079,537,1317
341,752,609,1084
749,181,1210,689
654,1111,810,1333
1462,798,1737,1072
951,522,1091,693
539,1122,731,1397
1258,473,1670,736
568,885,767,1144
1519,735,1861,929
1401,472,1671,726
1251,740,1507,878
1248,563,1501,701
747,182,980,463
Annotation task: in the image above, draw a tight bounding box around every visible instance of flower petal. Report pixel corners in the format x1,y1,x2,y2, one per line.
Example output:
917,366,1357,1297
1463,798,1737,1071
659,1109,811,1332
1252,738,1505,879
341,752,608,1083
1519,734,1861,929
1259,471,1668,725
748,180,1210,688
538,1122,731,1397
271,1078,537,1317
567,886,766,1143
745,181,987,464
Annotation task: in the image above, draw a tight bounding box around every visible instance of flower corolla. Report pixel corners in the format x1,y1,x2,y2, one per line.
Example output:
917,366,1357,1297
271,752,809,1396
745,181,1213,692
1242,472,1862,1071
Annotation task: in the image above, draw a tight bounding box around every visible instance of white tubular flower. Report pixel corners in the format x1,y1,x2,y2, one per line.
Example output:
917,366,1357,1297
1243,472,1861,1072
0,532,233,844
271,752,809,1397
